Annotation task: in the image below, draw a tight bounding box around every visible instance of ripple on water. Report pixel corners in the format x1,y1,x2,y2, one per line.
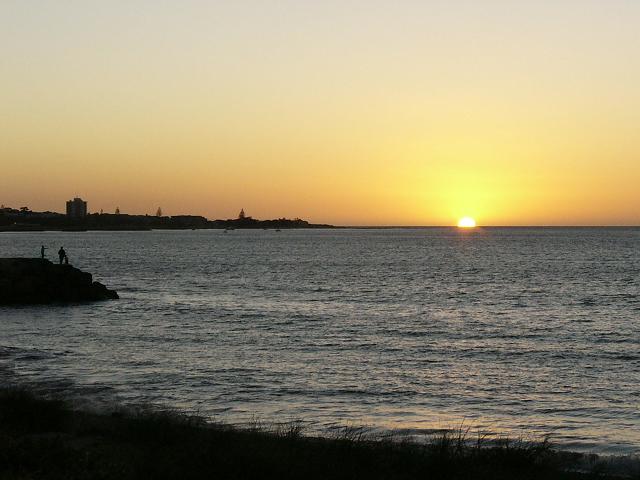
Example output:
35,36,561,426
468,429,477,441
0,228,639,455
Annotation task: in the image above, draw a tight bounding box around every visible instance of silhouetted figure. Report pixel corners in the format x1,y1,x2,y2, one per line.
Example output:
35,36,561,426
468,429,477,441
58,247,66,265
40,245,47,259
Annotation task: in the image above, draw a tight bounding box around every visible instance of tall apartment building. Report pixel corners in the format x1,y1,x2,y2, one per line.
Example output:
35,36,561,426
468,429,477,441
66,197,87,218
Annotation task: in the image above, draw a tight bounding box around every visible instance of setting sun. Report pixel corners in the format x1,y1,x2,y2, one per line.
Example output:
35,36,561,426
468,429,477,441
457,217,477,228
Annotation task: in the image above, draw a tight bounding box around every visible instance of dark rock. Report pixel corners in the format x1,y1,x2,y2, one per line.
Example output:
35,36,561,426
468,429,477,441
0,258,119,304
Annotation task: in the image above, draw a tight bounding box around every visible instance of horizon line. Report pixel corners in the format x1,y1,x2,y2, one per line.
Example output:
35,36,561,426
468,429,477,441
337,225,640,228
3,206,638,228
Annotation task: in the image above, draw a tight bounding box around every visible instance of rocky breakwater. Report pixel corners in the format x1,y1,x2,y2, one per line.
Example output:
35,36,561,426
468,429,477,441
0,258,119,304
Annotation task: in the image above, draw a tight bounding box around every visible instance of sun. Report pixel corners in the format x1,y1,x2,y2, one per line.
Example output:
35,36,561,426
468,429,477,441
457,217,477,228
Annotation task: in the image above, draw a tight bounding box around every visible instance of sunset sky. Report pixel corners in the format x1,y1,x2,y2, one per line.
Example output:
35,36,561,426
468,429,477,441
1,1,639,225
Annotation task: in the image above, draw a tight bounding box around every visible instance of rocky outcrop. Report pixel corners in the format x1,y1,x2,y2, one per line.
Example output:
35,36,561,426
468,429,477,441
0,258,119,304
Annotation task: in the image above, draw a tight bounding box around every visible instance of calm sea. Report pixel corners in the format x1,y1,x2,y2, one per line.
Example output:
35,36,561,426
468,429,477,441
0,228,638,454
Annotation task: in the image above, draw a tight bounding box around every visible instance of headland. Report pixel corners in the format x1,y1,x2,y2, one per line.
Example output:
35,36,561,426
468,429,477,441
0,205,333,232
0,258,118,304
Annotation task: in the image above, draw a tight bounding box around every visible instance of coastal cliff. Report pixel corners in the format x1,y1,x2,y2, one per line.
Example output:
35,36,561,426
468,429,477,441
0,258,118,304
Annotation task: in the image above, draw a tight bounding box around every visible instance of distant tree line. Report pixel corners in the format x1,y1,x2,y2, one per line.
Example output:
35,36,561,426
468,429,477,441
0,207,333,231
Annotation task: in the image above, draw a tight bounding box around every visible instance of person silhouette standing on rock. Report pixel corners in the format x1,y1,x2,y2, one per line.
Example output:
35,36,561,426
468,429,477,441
58,247,66,265
40,245,47,259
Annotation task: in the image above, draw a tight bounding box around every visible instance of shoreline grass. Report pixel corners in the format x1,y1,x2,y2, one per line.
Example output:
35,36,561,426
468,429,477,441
0,387,636,479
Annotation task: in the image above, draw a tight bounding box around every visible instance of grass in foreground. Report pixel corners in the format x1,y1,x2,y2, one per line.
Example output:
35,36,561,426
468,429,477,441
0,388,634,480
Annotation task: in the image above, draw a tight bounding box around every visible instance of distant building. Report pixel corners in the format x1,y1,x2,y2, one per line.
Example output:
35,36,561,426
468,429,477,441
66,197,87,218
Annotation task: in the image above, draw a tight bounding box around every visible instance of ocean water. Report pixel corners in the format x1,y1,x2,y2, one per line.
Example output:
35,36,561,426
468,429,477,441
0,228,638,455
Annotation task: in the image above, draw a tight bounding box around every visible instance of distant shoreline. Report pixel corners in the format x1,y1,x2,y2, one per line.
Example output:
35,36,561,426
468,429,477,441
0,209,335,232
1,225,638,232
0,226,339,233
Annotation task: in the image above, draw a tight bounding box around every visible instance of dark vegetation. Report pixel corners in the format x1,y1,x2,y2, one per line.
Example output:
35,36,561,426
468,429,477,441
0,387,632,480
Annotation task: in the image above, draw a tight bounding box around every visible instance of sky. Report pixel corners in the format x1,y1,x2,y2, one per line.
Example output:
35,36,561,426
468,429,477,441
1,0,639,225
